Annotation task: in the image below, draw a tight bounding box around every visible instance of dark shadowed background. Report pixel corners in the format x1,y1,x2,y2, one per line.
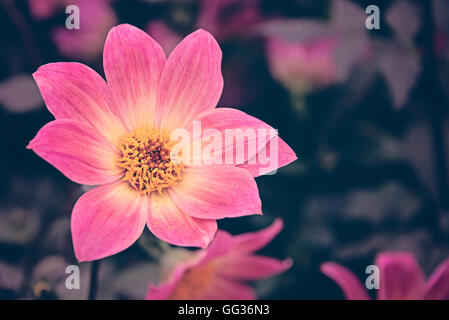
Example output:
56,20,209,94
1,0,449,299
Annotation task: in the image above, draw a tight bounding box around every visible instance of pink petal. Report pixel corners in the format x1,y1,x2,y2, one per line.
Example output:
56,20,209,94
27,119,122,185
184,107,277,166
232,219,284,253
33,62,125,143
156,29,223,131
320,262,370,300
238,136,297,177
199,231,236,263
103,24,166,130
145,283,175,300
376,252,426,300
168,165,261,220
147,192,217,248
425,257,449,300
216,255,292,280
201,277,256,300
71,181,147,262
146,266,186,300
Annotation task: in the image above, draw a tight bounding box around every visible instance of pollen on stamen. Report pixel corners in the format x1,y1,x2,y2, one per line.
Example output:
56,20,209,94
117,127,184,194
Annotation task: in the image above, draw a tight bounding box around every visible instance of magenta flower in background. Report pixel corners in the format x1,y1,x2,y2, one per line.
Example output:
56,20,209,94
266,37,339,94
197,0,262,41
321,252,449,300
28,0,117,60
28,0,60,19
27,24,297,262
146,21,182,56
146,0,261,44
146,219,292,300
53,0,117,61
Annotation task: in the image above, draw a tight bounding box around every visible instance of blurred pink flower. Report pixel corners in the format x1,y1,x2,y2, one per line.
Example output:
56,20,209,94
321,252,449,300
53,0,117,60
28,0,60,19
28,24,297,262
146,219,292,300
146,0,262,48
28,0,117,60
197,0,262,41
266,37,339,94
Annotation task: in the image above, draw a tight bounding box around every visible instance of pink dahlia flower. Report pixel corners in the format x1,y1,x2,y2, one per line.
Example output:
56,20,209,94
266,37,338,94
321,252,449,300
28,24,296,262
146,219,291,300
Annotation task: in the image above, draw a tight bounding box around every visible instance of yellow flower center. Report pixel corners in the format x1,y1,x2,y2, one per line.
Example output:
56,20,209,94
169,263,216,299
117,128,184,194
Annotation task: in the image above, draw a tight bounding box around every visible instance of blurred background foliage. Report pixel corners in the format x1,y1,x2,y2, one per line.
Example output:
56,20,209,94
1,0,449,299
